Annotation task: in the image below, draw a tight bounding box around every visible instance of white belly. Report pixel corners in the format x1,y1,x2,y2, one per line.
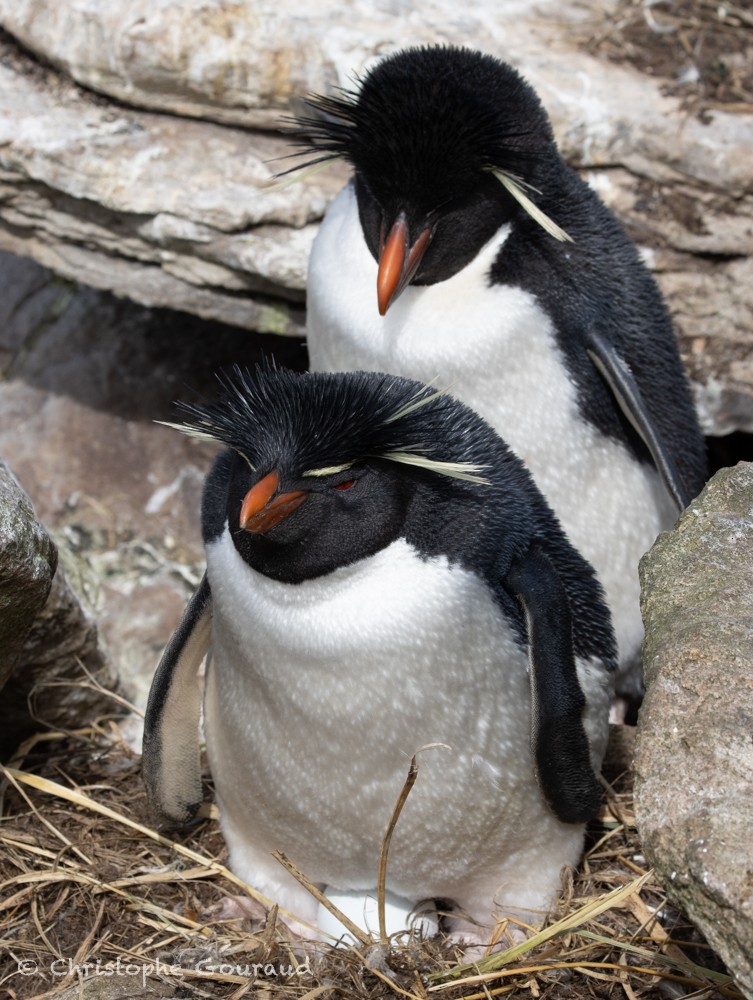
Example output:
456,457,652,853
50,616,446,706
307,185,677,674
204,532,610,909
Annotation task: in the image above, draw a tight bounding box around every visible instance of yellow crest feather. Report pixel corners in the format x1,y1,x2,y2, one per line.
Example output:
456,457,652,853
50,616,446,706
490,168,574,244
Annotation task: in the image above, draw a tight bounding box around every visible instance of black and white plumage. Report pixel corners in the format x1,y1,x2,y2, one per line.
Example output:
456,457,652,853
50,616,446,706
143,365,616,943
290,45,707,698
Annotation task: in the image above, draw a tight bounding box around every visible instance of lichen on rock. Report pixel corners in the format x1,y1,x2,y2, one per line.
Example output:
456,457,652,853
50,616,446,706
635,462,753,1000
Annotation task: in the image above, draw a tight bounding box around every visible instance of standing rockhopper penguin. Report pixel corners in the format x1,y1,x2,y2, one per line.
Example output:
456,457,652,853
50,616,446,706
143,365,617,945
291,45,707,701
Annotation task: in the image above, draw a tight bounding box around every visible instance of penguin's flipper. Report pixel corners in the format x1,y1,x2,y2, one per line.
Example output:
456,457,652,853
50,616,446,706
506,545,602,824
142,573,212,827
586,332,689,511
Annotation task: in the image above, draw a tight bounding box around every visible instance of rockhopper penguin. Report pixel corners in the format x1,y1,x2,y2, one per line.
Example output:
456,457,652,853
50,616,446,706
143,365,617,944
290,45,707,701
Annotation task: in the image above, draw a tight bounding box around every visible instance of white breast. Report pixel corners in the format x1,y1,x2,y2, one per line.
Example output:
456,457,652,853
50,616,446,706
204,531,611,917
306,184,677,675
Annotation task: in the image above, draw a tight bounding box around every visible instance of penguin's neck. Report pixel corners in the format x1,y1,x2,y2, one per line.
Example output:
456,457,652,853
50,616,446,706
206,530,519,682
306,182,511,376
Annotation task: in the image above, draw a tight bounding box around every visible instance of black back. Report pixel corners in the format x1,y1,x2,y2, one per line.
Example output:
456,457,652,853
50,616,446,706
492,163,707,496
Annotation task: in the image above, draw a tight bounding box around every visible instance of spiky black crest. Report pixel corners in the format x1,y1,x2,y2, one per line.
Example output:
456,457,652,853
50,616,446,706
289,45,555,212
172,364,488,483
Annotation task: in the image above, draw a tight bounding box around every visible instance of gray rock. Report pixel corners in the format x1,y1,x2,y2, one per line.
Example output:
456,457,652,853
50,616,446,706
635,462,753,1000
0,554,118,759
0,469,118,759
0,34,338,335
0,461,57,688
0,21,337,232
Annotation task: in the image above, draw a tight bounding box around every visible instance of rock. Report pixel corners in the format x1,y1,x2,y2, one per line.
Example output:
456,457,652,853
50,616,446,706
661,254,753,437
0,553,118,759
635,462,753,1000
0,458,119,759
0,0,371,129
0,33,338,333
0,3,752,433
0,461,57,689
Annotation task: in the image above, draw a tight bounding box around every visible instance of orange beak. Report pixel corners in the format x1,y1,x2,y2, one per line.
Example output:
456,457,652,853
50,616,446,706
239,471,306,534
377,213,433,315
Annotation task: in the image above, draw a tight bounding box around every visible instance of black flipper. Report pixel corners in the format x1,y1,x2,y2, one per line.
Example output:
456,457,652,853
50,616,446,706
506,545,602,824
142,574,212,827
587,331,689,512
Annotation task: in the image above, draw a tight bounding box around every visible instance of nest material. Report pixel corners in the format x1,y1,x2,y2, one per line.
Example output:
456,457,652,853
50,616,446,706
585,0,753,113
0,711,740,1000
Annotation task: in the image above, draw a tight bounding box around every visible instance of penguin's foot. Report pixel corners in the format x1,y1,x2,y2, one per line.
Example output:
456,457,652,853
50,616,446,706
444,932,492,963
215,815,323,934
205,893,268,924
609,698,629,725
609,693,643,726
202,893,319,941
611,666,644,726
444,920,528,962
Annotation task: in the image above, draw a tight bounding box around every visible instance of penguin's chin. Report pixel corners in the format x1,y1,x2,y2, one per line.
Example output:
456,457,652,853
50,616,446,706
234,523,303,563
230,528,339,584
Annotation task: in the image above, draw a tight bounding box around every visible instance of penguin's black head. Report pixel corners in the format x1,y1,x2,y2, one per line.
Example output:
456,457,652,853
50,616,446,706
290,45,568,313
172,365,491,583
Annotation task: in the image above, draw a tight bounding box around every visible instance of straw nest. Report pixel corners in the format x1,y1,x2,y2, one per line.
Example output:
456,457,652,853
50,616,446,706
585,0,753,113
0,686,740,1000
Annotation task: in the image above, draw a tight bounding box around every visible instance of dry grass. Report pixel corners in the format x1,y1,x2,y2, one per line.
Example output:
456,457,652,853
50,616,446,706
584,0,753,113
0,717,740,1000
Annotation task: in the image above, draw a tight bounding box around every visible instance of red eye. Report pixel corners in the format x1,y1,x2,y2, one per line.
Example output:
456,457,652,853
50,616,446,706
335,479,355,491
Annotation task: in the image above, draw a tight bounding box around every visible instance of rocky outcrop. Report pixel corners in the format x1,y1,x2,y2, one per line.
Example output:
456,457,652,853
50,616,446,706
0,553,118,759
0,1,752,433
0,0,345,129
0,458,118,758
0,461,57,688
635,463,753,1000
0,32,332,334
